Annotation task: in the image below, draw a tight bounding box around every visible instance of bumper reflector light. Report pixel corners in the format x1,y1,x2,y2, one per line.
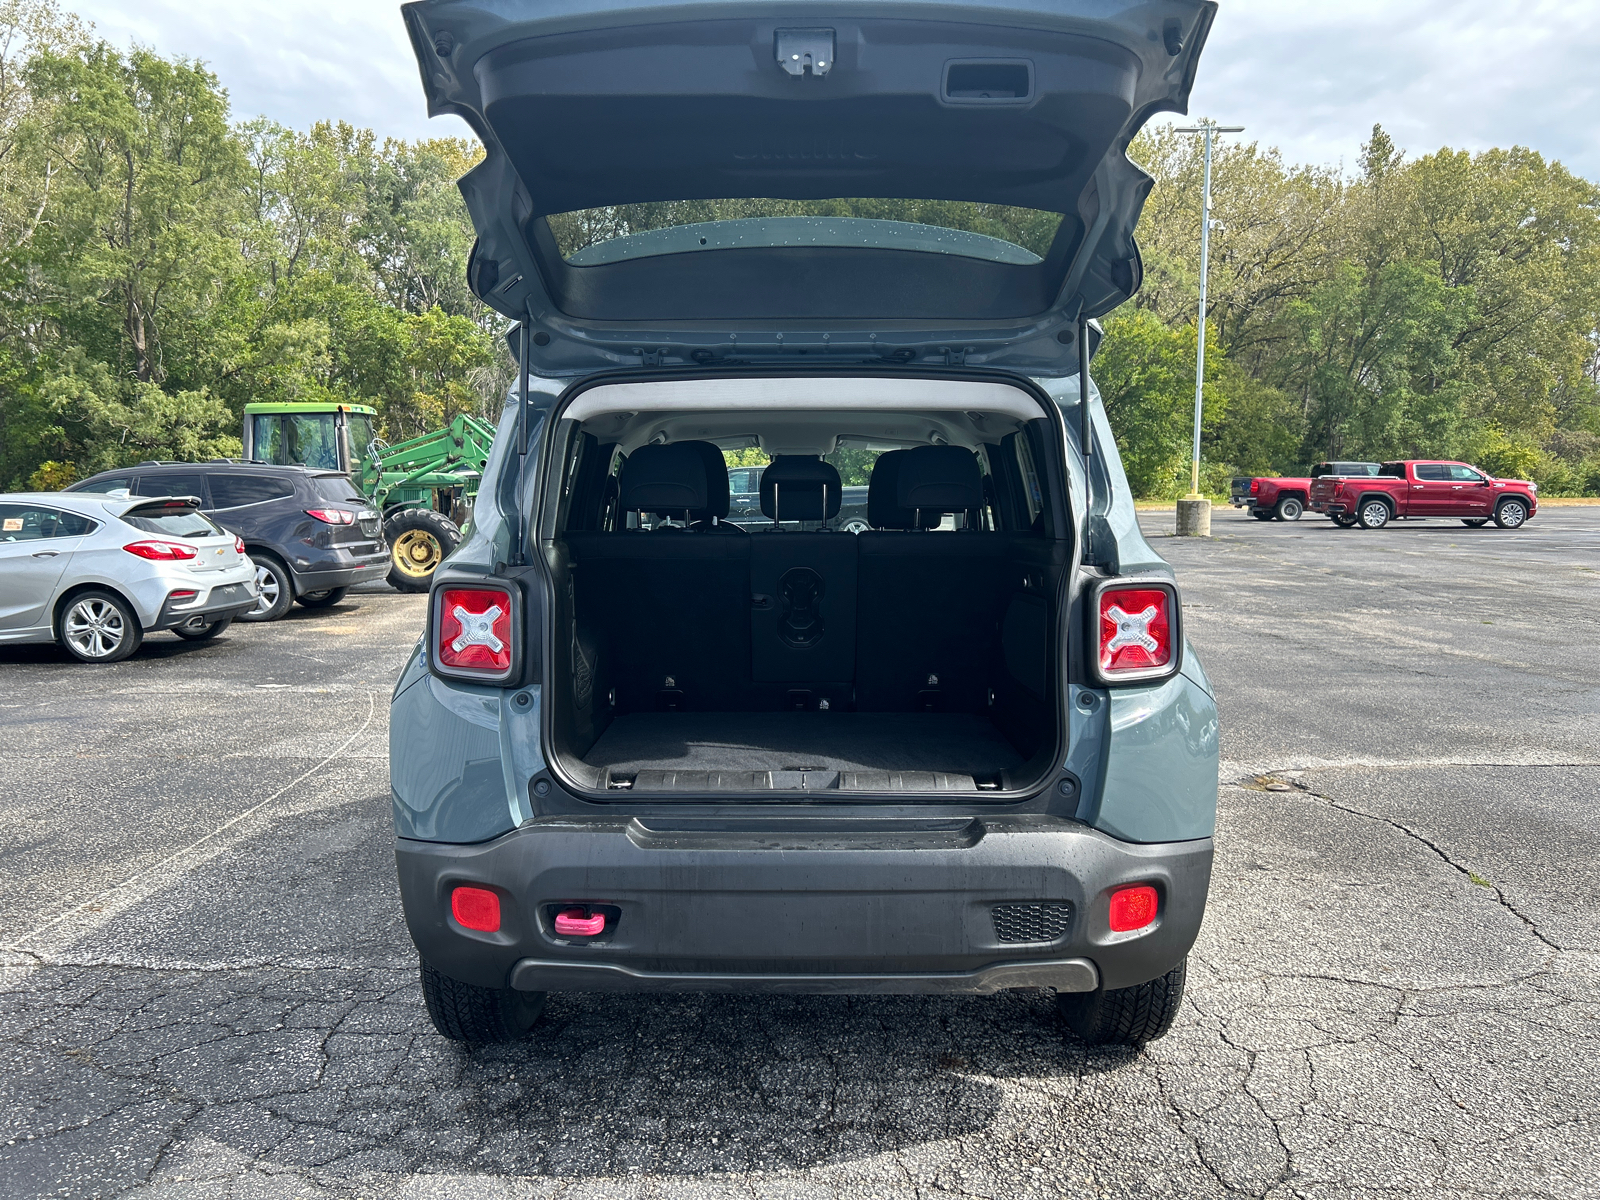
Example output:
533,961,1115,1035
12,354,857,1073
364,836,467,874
1108,885,1159,933
451,886,501,932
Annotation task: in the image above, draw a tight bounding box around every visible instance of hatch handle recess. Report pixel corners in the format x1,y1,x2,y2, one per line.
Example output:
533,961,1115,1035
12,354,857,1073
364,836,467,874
776,29,834,77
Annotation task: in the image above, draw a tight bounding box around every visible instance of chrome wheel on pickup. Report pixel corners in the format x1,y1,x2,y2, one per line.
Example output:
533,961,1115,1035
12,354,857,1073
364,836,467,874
1358,500,1392,529
1494,499,1528,529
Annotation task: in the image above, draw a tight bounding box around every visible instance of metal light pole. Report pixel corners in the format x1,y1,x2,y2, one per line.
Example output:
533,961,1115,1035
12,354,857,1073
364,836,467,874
1171,120,1243,535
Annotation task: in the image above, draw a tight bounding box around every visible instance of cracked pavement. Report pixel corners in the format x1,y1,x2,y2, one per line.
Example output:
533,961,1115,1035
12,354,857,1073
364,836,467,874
2,506,1598,1199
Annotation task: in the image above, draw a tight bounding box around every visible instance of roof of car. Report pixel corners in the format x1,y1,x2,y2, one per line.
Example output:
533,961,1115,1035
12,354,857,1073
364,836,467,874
0,491,198,518
68,461,324,485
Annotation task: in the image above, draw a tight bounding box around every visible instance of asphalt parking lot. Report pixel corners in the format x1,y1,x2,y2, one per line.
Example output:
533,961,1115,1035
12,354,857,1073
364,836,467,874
3,505,1598,1200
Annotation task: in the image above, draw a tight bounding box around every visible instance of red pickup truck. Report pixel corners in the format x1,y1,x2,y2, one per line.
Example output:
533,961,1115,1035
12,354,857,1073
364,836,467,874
1310,461,1538,530
1229,474,1312,521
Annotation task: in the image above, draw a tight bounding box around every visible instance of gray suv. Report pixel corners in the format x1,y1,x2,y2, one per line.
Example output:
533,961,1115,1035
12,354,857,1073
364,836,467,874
390,0,1220,1049
69,462,388,620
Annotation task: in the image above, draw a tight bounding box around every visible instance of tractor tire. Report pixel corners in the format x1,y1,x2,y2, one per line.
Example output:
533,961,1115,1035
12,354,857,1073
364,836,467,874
385,509,461,593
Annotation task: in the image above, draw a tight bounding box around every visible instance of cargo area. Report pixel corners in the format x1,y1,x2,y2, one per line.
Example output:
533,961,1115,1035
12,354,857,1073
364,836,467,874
539,378,1071,797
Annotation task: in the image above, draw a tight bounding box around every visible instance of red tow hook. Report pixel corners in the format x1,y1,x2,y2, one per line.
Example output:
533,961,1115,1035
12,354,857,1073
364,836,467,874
554,907,606,936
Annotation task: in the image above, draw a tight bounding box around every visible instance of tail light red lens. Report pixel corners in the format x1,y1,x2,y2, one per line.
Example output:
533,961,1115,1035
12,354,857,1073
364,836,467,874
1097,583,1177,682
451,886,501,932
433,585,516,679
234,536,246,555
305,508,354,525
124,539,198,561
1249,479,1260,494
1109,885,1159,933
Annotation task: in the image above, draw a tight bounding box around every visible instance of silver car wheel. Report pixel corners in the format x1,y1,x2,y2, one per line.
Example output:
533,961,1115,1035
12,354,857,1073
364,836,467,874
249,563,281,616
1496,500,1527,529
1359,501,1390,529
63,597,127,659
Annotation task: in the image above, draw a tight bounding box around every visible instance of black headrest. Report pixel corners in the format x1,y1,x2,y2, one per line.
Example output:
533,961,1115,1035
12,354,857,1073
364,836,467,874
759,456,842,522
618,443,707,515
681,441,730,520
867,450,938,530
897,446,982,514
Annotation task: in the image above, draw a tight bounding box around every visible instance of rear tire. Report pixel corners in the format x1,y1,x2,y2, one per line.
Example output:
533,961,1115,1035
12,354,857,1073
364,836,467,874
1274,496,1304,521
1251,510,1274,521
1358,500,1392,529
295,587,348,609
240,554,293,622
1462,519,1490,528
1058,959,1187,1048
58,590,143,664
420,958,546,1044
1493,499,1529,529
173,616,232,641
1331,514,1359,528
385,509,461,593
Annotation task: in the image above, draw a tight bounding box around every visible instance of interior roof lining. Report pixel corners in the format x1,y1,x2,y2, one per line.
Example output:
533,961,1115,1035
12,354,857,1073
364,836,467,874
560,376,1053,424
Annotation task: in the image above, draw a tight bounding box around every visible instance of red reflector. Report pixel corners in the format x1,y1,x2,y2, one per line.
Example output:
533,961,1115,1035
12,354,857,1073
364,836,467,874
1109,885,1159,933
451,886,501,932
123,539,198,561
305,508,354,525
1099,587,1173,676
437,587,513,673
168,590,199,601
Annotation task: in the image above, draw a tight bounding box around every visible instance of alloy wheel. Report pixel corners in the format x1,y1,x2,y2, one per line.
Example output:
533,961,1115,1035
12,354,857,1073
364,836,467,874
1497,501,1527,529
1360,502,1390,529
63,598,127,659
249,563,281,616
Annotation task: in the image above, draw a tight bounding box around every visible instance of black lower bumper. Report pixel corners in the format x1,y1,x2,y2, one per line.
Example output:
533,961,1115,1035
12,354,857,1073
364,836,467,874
152,584,257,631
293,554,389,592
396,815,1213,996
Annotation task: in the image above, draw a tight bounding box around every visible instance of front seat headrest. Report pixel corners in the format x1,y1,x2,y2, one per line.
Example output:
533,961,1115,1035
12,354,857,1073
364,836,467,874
618,443,707,516
897,446,982,514
680,441,731,522
867,450,939,530
760,456,843,522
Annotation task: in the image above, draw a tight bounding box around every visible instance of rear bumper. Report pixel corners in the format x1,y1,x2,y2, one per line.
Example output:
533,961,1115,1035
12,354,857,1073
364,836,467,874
396,816,1213,996
150,581,258,630
292,549,389,591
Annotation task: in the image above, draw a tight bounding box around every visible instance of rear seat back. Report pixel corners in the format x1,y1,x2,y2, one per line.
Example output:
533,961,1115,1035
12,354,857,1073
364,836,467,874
857,447,1010,711
750,457,856,698
569,443,750,710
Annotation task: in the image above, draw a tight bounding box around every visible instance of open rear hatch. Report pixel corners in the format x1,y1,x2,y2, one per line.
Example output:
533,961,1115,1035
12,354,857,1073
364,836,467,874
402,0,1217,374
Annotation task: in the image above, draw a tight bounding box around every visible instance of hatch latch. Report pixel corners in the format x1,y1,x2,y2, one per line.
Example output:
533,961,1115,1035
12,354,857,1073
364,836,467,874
776,29,834,77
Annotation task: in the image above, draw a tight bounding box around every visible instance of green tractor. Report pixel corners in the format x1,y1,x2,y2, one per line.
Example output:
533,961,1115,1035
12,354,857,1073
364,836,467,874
242,402,496,592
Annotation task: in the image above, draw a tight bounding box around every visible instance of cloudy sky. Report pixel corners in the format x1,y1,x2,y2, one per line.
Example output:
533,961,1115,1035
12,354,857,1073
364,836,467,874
67,0,1600,180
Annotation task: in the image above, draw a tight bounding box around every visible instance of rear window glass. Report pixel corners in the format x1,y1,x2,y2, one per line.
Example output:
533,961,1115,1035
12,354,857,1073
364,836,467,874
209,474,296,507
1413,464,1450,481
549,199,1062,266
314,475,366,503
122,506,224,538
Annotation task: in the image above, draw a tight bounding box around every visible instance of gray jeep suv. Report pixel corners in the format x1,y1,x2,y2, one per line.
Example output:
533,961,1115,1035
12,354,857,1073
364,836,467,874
390,0,1220,1048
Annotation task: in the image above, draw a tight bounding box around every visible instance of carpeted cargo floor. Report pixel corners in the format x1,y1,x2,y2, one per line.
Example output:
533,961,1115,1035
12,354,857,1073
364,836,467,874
583,712,1025,777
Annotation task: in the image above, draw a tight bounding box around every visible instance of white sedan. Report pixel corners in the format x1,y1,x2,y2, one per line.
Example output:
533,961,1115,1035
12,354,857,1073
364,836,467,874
0,492,258,663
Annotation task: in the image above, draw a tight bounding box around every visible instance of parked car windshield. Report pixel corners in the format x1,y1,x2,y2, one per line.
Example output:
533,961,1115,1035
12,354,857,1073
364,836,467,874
550,199,1062,265
122,506,225,538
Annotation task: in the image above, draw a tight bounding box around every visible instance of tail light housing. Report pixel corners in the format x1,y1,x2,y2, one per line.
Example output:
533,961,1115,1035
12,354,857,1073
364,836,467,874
124,539,198,561
234,536,246,555
1249,479,1260,495
430,581,520,684
1091,578,1181,685
305,508,355,525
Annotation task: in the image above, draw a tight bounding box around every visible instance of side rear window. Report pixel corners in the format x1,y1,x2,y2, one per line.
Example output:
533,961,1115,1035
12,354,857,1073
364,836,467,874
135,472,208,502
209,474,296,508
1014,435,1044,527
1413,464,1449,481
0,504,96,540
72,476,132,494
